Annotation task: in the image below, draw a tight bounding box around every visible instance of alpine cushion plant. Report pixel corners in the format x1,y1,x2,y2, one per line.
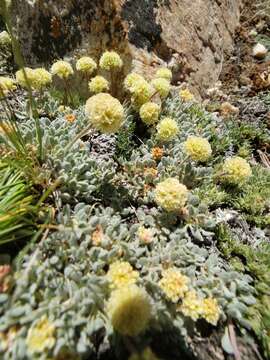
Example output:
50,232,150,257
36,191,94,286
0,42,269,360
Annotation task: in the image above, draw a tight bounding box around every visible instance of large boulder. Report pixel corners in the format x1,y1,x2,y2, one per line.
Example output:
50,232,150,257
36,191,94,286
11,0,242,95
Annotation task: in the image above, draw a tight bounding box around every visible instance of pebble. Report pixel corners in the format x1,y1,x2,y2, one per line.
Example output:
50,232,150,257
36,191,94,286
252,43,268,59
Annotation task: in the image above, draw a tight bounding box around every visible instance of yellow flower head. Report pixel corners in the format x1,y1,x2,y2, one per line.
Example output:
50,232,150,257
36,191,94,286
157,117,179,142
129,347,159,360
0,76,16,96
85,93,124,133
99,51,123,71
179,89,194,102
51,60,74,79
88,75,109,93
31,68,52,90
155,178,188,212
184,136,212,162
107,261,139,289
151,78,170,98
159,268,189,302
0,31,11,46
26,315,55,354
16,67,35,88
139,102,160,125
76,56,97,74
155,68,172,82
124,73,145,91
131,80,153,108
181,290,203,321
222,156,252,184
107,285,152,336
201,297,221,326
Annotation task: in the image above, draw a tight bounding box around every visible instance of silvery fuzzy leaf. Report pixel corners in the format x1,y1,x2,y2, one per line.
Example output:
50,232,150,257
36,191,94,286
240,295,256,306
221,328,234,355
0,294,8,304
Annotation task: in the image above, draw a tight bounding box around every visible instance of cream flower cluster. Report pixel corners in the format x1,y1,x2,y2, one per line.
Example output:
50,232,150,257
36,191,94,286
16,68,34,88
222,156,252,184
139,102,160,125
31,68,52,89
85,93,124,133
124,73,153,108
179,89,194,102
26,316,55,354
184,136,212,162
88,75,109,93
202,297,221,325
107,285,152,336
76,56,97,74
158,268,221,325
155,178,188,212
0,76,16,96
151,77,170,98
159,268,189,302
124,73,145,91
99,51,123,71
51,60,74,79
107,261,139,289
180,290,203,321
157,117,179,141
155,67,172,82
16,68,52,90
181,291,221,325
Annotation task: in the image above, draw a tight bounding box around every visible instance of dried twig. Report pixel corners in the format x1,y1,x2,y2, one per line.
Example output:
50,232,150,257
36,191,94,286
228,321,241,360
257,150,270,168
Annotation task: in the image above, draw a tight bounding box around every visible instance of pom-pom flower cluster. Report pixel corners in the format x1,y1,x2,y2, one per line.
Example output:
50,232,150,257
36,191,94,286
85,93,124,133
107,261,139,289
151,78,170,98
31,68,52,90
76,56,97,74
51,60,74,79
126,77,153,108
179,89,194,102
184,136,212,162
140,102,160,125
155,67,172,82
16,68,52,90
88,75,109,93
26,316,55,354
99,51,123,71
159,268,189,302
157,117,179,141
107,285,152,336
155,178,188,212
222,156,252,184
0,76,16,96
124,73,145,91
